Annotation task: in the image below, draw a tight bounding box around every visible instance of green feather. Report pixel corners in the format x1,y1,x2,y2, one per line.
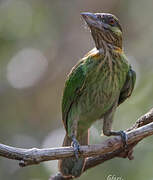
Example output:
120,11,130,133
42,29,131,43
62,48,131,136
118,66,136,105
62,60,86,131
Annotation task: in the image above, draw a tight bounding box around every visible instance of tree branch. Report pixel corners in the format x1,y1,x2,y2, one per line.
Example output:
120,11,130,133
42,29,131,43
0,108,153,180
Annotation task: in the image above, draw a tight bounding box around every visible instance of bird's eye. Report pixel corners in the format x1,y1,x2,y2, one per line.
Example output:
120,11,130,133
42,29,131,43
109,19,115,26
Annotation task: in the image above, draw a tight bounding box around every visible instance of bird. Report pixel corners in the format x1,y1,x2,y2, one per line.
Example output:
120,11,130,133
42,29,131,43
58,12,136,178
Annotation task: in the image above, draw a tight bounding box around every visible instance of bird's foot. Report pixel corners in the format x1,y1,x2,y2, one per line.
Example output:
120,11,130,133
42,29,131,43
109,130,128,148
117,130,128,149
71,136,80,160
113,130,135,160
104,130,134,160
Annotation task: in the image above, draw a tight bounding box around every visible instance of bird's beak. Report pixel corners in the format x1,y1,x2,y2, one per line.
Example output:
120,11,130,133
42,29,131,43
81,12,107,31
81,12,97,23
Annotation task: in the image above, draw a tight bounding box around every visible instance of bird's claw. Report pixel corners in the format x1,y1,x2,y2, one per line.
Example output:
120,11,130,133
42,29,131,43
71,136,80,160
118,130,128,149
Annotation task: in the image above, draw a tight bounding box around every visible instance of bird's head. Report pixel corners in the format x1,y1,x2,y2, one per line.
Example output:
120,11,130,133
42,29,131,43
81,12,123,50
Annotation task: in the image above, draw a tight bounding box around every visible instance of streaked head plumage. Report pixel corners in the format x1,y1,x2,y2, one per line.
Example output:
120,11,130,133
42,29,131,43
81,12,123,49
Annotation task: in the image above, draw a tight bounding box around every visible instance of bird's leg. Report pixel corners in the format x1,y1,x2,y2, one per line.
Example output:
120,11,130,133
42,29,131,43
68,118,80,160
103,108,128,148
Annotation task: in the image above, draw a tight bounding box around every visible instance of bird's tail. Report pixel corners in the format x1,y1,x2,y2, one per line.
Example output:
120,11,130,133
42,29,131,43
58,131,89,178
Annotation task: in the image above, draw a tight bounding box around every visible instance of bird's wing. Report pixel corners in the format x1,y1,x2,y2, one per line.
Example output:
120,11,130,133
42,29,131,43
62,60,86,130
118,66,136,106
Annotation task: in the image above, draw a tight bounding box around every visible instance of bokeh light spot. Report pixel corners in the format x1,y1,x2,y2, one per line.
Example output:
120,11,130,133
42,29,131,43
7,48,48,89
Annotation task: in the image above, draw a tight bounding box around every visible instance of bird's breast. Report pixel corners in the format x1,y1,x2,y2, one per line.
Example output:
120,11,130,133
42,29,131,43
78,59,127,120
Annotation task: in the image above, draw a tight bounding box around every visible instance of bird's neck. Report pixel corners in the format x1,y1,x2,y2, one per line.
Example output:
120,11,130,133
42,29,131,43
96,41,123,57
91,28,122,54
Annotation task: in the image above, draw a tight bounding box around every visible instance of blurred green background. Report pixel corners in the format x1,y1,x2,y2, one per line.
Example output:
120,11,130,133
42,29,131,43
0,0,153,180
